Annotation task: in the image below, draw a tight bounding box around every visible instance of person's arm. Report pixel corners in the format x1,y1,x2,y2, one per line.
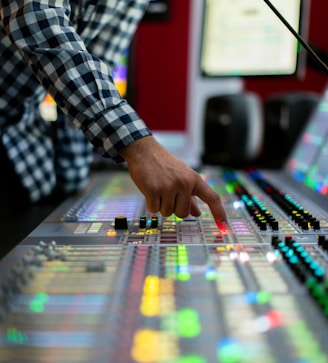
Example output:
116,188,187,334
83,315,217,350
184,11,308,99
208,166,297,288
120,136,228,226
0,0,151,160
1,0,228,225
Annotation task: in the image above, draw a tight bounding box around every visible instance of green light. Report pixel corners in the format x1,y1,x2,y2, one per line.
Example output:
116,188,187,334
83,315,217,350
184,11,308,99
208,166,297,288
177,246,190,280
178,248,187,254
29,299,45,313
177,308,201,338
36,292,49,303
174,356,207,363
178,256,188,262
161,310,201,339
217,339,243,363
53,265,69,272
225,183,235,194
7,328,28,344
305,176,318,190
256,291,271,305
177,272,191,281
29,292,50,313
205,267,217,281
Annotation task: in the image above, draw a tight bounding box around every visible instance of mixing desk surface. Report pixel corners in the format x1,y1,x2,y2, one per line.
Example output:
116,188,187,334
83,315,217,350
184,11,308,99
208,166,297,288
1,168,328,363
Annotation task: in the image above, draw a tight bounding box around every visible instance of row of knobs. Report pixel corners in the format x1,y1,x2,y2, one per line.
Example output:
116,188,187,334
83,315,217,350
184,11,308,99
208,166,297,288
223,171,279,231
272,234,328,316
272,235,325,282
242,194,279,231
114,215,158,230
250,172,320,230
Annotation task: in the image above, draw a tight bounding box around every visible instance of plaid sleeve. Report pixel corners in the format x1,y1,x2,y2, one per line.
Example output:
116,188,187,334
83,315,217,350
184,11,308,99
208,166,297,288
50,107,93,195
0,0,151,160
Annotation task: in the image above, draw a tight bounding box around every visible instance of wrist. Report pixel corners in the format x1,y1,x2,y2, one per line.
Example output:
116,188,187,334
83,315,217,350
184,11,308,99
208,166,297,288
119,135,160,163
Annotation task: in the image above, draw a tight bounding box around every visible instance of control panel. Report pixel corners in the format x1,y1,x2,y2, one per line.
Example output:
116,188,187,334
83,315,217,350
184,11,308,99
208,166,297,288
1,169,328,363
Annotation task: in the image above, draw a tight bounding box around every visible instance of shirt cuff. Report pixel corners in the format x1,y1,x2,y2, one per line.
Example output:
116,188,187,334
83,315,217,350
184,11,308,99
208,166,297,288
79,101,152,162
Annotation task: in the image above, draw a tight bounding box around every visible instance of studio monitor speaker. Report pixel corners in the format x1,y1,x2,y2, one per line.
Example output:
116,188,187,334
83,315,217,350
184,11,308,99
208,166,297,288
202,93,263,167
262,92,320,167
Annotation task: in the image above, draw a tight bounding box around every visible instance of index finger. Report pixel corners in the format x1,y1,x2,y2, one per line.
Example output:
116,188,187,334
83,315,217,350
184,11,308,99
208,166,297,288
193,176,228,231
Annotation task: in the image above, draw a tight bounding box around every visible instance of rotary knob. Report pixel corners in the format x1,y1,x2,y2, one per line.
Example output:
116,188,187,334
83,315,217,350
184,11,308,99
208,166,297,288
114,216,128,230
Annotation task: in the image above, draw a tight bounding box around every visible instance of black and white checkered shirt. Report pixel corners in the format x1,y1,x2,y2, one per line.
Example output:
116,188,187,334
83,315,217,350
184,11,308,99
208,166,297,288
0,0,151,202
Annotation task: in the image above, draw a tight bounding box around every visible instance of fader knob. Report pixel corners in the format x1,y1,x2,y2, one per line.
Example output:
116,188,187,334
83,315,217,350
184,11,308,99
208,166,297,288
139,215,147,229
270,220,279,231
318,235,327,249
151,216,158,229
114,216,128,230
311,219,320,230
271,235,280,247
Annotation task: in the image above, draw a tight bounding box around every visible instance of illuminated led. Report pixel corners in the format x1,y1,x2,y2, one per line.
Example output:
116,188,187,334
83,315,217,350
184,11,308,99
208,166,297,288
266,252,277,263
36,292,49,303
177,309,201,338
245,291,257,304
131,329,159,362
29,292,50,313
225,183,235,194
140,276,161,316
266,310,283,328
177,263,189,272
53,265,69,272
6,328,28,344
233,201,242,209
289,255,299,265
256,291,271,304
217,221,231,233
174,356,207,363
140,299,160,316
229,252,238,261
217,338,243,363
216,247,226,251
239,252,250,263
205,267,217,280
144,276,160,293
177,272,191,281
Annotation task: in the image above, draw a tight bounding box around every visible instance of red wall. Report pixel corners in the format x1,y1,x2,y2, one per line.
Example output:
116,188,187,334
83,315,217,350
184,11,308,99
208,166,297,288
133,0,328,131
133,0,190,131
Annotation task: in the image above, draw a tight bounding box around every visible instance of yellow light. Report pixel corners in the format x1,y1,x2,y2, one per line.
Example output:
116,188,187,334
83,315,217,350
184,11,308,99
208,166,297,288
131,329,159,363
216,247,226,251
141,276,160,316
131,330,179,363
140,298,160,317
140,276,176,317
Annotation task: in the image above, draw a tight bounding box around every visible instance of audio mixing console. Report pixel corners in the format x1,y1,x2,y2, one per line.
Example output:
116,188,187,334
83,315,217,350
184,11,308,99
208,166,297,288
1,168,328,363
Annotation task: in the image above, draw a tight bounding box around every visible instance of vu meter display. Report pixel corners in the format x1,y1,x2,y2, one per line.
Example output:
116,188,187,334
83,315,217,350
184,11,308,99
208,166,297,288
200,0,305,77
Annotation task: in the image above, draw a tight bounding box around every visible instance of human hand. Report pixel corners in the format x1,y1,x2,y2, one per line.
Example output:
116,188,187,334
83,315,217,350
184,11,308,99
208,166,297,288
120,136,228,229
